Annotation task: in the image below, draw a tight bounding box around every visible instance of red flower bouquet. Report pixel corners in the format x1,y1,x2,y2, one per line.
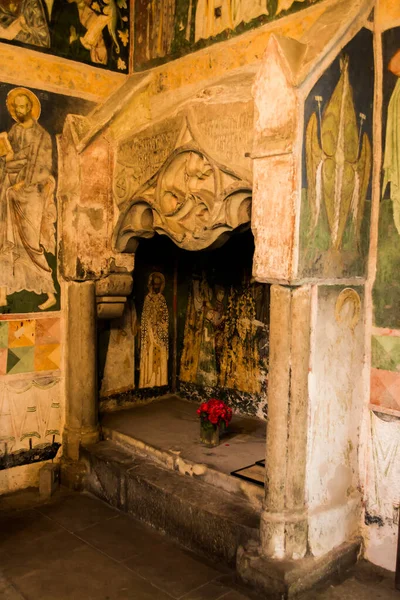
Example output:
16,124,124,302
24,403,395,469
197,399,232,446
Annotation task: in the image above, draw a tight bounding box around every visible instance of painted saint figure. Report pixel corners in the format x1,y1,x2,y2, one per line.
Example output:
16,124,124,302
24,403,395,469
139,272,169,389
383,48,400,236
180,278,225,387
145,0,175,60
0,0,50,47
195,0,268,43
219,283,261,394
0,88,57,310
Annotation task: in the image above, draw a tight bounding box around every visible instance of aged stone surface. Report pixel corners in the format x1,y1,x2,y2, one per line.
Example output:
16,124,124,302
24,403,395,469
82,440,260,566
237,538,362,598
63,281,98,463
260,285,311,561
113,99,254,252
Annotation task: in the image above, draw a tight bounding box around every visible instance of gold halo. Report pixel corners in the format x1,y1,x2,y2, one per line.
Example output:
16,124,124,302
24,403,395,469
6,87,41,122
148,272,165,293
335,288,361,333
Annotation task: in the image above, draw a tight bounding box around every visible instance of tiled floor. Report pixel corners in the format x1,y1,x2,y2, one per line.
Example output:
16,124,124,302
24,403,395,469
0,488,252,600
0,487,398,600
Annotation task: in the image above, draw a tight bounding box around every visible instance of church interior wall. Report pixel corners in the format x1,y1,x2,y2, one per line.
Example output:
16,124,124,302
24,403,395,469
0,0,330,492
306,285,365,558
0,81,93,492
0,0,399,580
363,20,400,572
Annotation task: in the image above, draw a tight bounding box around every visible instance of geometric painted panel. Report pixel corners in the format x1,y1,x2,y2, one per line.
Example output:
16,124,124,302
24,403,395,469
0,316,61,376
0,322,8,349
34,344,61,372
0,348,7,376
370,367,400,412
8,320,36,347
35,318,61,346
372,335,400,372
7,347,35,375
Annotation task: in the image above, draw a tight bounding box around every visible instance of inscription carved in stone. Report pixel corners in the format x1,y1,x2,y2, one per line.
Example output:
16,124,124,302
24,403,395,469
114,117,183,206
113,107,253,252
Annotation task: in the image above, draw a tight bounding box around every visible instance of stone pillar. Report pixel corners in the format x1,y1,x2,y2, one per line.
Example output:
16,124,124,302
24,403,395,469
62,281,99,487
261,284,311,561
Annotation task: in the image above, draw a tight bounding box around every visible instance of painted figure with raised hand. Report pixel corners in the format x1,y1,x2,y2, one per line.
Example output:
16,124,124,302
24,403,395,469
0,88,57,310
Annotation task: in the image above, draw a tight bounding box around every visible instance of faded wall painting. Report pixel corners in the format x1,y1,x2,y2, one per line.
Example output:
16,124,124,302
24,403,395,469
374,27,400,329
179,231,269,417
139,272,169,389
0,82,93,315
0,316,61,376
300,29,373,279
0,314,62,470
364,412,400,571
0,375,61,470
134,0,322,71
307,285,364,556
0,0,129,72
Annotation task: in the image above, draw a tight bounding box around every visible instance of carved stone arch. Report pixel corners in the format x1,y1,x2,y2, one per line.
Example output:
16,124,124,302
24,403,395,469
114,140,253,253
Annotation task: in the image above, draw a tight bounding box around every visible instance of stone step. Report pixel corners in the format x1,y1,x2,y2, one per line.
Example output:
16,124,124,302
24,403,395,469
81,440,261,567
101,425,264,512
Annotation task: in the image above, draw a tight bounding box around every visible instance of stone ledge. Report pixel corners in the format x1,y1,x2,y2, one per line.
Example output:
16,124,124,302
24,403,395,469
81,440,261,566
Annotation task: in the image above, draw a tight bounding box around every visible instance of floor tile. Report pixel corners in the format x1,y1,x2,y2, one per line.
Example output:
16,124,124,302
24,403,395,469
76,514,167,561
37,492,118,532
6,542,173,600
220,592,253,600
124,542,221,599
0,530,84,572
309,578,400,600
0,509,62,553
0,487,72,513
180,580,232,599
0,572,25,600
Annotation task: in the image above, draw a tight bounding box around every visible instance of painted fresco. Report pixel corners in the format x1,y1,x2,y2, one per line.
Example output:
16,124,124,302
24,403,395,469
178,231,269,418
0,314,62,470
134,0,322,71
374,27,400,329
364,411,400,571
0,375,61,470
0,82,93,315
300,29,373,279
0,0,129,72
0,316,61,376
180,278,267,396
131,236,173,395
139,272,169,389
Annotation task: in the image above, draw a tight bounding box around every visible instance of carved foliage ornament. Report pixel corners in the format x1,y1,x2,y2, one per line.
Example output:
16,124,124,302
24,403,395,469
114,143,252,252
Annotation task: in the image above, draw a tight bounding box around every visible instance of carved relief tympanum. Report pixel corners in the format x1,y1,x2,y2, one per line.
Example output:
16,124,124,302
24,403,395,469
114,118,252,252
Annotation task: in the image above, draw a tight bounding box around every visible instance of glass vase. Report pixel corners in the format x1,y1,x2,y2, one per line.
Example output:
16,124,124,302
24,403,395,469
200,422,219,447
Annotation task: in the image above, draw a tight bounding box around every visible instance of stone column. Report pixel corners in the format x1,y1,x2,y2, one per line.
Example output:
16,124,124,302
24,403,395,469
261,284,312,561
62,281,99,487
